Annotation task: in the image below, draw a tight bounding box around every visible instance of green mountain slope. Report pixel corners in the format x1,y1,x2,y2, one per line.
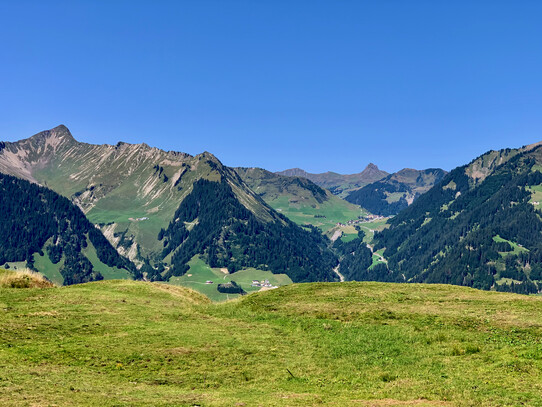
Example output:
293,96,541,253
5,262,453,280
0,125,338,284
374,142,542,294
277,163,389,196
0,125,274,260
0,173,135,284
2,279,542,406
158,178,337,282
345,168,447,216
235,167,364,232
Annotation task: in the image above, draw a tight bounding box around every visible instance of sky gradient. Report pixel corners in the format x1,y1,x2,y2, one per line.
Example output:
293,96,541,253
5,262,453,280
1,0,542,173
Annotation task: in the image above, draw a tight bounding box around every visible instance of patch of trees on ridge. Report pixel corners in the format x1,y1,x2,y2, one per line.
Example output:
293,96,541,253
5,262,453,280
156,178,338,283
0,173,136,284
217,281,246,295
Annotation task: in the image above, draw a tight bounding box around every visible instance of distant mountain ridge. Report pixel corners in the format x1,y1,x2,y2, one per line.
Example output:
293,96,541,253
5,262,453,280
276,163,389,195
234,167,364,233
345,168,447,216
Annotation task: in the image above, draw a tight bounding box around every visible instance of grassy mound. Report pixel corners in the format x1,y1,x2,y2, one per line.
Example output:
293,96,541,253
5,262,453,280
1,280,541,406
0,268,54,288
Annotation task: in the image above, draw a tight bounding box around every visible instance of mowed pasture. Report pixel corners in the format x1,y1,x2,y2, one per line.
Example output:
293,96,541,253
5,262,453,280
1,280,542,406
168,255,292,301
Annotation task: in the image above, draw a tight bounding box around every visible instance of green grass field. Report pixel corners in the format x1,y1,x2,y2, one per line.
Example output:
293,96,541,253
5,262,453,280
527,184,542,207
1,280,542,406
169,255,293,301
330,218,390,244
493,235,529,256
82,242,132,280
268,195,365,232
369,248,388,269
33,252,64,285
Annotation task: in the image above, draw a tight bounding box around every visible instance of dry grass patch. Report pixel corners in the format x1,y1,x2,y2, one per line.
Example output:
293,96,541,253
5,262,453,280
0,268,54,288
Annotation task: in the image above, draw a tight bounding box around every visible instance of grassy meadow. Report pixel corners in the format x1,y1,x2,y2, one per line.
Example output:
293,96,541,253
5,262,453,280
1,279,542,406
169,255,293,302
268,195,365,233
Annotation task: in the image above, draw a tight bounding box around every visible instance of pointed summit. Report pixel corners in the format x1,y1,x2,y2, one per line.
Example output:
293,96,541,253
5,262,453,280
27,124,76,145
359,163,388,183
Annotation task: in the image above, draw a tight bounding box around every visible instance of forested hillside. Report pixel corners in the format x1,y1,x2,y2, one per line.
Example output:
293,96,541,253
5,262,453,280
333,229,390,281
345,168,447,216
374,143,542,294
0,173,136,284
158,179,338,283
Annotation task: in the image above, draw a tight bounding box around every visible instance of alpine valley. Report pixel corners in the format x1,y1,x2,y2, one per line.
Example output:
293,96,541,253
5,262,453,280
3,125,542,407
2,125,542,297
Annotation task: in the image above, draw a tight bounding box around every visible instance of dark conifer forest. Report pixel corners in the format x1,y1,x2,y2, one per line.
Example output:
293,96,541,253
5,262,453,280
0,173,135,284
374,148,542,294
158,179,338,283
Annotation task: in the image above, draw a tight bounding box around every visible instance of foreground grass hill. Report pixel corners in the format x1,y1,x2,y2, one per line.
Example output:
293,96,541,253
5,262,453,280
1,279,542,406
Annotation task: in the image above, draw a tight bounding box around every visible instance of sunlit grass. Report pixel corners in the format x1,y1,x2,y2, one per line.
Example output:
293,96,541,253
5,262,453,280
1,280,541,406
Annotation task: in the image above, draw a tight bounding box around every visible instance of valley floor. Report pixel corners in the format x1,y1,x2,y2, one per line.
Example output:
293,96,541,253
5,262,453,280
1,280,542,406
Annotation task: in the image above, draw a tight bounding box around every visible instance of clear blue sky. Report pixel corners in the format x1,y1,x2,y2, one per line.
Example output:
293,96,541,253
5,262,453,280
1,0,541,173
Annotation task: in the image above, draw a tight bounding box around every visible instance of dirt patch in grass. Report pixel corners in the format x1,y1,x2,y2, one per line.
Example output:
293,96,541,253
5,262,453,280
355,399,451,406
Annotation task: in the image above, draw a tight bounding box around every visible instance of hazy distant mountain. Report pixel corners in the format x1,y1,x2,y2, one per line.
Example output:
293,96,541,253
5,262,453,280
276,163,389,196
0,125,338,283
345,168,447,216
372,142,542,294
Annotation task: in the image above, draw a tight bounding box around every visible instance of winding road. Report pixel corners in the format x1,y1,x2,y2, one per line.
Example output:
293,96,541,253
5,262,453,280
333,265,345,282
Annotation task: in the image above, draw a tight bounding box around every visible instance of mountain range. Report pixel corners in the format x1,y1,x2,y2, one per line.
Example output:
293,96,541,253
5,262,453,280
2,125,542,295
277,163,389,196
344,168,447,216
0,125,338,284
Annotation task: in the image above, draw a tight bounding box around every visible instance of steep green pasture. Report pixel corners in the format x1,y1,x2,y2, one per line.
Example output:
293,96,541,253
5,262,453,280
268,195,364,232
33,252,64,285
82,241,132,280
369,249,388,269
1,281,542,406
28,240,131,286
493,235,529,256
527,184,542,206
169,256,292,302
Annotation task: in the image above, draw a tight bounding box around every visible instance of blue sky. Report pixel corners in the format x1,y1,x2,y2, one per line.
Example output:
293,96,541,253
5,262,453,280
1,0,541,173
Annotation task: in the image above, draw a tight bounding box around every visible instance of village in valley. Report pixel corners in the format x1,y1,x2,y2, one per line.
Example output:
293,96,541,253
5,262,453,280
335,214,385,228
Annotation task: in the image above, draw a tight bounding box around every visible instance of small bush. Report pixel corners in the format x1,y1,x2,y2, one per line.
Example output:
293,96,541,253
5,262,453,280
451,346,464,356
465,345,481,354
380,372,397,382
